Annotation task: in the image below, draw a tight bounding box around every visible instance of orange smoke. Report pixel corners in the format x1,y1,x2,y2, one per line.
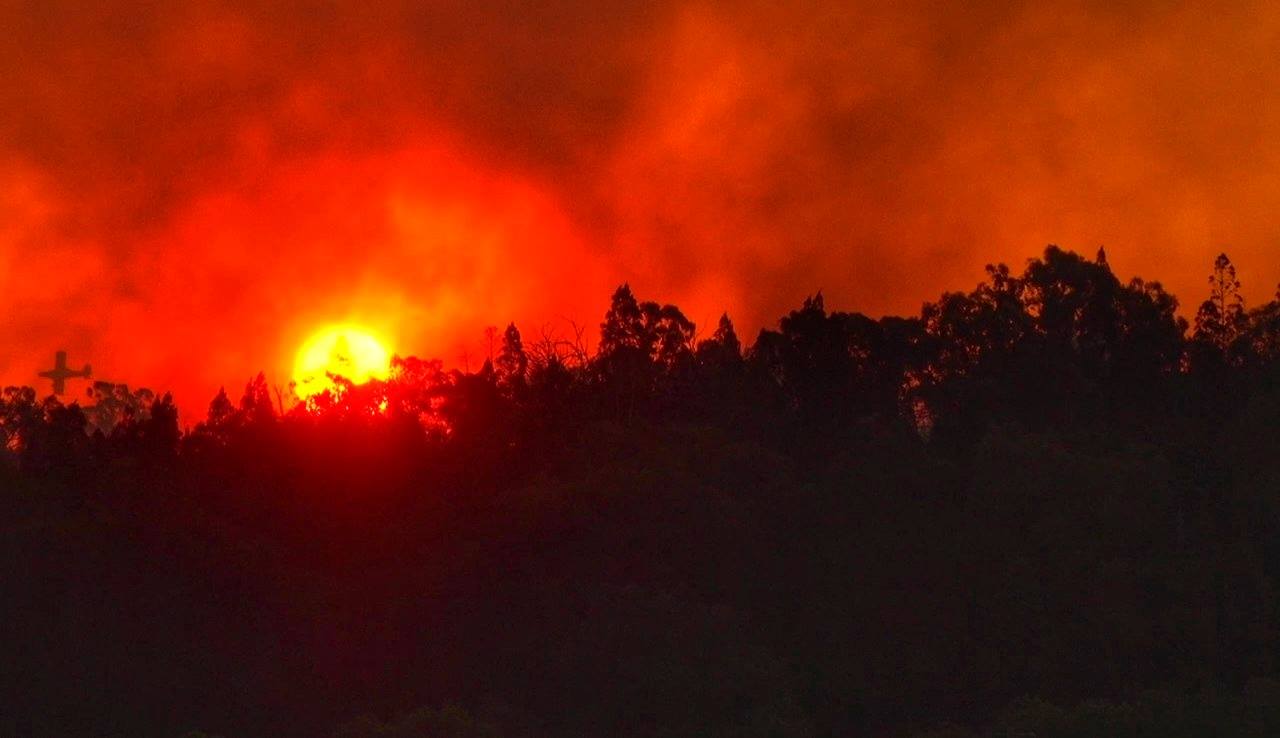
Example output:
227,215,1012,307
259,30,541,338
40,143,610,408
4,1,1280,414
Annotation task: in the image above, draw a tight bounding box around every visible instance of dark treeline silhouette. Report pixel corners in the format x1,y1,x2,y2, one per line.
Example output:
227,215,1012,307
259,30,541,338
6,246,1280,737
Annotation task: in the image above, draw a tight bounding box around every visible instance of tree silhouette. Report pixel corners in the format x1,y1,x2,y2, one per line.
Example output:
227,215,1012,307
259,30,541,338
85,381,155,435
696,312,742,367
600,283,646,355
9,245,1280,738
495,322,528,389
240,372,276,424
0,385,40,456
1195,253,1246,347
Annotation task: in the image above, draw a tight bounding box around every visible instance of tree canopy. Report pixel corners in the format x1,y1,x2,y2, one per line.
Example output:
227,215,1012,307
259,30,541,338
6,246,1280,738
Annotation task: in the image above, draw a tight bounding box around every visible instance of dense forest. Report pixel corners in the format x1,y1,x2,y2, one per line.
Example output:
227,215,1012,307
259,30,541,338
7,246,1280,737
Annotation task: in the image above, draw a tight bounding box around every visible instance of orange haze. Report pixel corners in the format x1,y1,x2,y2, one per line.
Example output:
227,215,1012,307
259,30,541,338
3,1,1280,411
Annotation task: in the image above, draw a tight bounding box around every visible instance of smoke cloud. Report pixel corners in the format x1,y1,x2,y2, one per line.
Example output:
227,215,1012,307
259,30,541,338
3,0,1279,409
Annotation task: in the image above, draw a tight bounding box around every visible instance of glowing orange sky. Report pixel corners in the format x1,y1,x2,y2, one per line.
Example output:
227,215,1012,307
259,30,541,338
3,1,1280,411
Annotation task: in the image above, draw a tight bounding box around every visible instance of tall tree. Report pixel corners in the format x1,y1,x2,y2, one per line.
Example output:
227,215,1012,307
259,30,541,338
1194,252,1246,351
495,323,528,388
240,372,276,425
600,284,645,356
696,313,743,367
641,301,695,368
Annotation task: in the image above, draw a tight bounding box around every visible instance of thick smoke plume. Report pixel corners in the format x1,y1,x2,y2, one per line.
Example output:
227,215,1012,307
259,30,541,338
3,1,1279,407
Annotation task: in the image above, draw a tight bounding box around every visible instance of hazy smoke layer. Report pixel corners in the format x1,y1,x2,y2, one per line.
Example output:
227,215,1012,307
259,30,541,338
3,1,1279,409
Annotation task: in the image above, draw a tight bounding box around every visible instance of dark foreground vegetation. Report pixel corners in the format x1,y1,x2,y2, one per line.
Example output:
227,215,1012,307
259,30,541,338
6,247,1280,737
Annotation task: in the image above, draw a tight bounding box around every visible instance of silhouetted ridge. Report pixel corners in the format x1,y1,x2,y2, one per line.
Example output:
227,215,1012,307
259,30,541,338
5,246,1280,737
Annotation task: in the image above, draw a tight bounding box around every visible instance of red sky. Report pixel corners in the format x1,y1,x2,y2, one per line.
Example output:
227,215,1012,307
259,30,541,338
3,1,1280,412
